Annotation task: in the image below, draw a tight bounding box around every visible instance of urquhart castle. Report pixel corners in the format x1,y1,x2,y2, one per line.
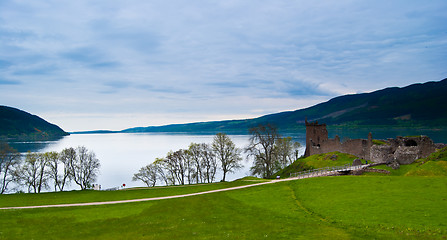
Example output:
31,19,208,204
304,120,445,168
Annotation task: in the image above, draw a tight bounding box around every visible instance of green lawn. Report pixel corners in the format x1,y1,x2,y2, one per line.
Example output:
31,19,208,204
1,176,446,239
0,180,263,208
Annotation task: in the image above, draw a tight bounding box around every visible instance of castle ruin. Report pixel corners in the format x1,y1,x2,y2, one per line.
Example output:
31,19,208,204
304,119,442,166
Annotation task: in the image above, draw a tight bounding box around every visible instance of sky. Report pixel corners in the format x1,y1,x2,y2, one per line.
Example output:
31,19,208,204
1,1,446,132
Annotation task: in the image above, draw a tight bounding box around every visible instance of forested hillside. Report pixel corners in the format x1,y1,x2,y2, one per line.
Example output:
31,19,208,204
0,106,68,140
123,78,447,133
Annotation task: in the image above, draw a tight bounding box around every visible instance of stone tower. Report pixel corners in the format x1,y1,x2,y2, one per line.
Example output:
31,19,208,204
304,119,328,157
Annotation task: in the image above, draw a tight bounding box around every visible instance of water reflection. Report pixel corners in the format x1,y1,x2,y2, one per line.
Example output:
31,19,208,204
7,136,66,153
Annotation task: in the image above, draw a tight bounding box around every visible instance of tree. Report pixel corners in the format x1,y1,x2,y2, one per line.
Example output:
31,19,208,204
68,146,100,190
187,143,217,184
43,151,61,191
55,148,75,191
153,158,174,186
15,152,49,193
212,133,242,182
164,150,189,185
199,143,217,183
245,124,280,178
0,142,20,194
246,124,301,178
274,137,301,169
132,163,157,187
188,143,204,184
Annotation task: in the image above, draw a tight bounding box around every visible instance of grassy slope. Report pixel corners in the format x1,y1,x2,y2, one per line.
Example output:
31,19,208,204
371,147,447,177
274,152,359,178
0,176,446,239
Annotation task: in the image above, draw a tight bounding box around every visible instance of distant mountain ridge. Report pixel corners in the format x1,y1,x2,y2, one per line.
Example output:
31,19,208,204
123,78,447,134
0,106,69,140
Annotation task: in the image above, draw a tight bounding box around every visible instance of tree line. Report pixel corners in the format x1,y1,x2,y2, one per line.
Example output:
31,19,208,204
0,143,100,194
132,133,242,187
1,124,300,193
133,125,301,187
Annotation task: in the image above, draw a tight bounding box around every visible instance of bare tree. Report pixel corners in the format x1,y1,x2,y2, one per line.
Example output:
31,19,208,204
153,158,174,186
56,148,75,191
68,146,100,190
164,150,188,185
200,143,217,183
245,124,280,178
132,163,157,187
43,151,62,192
188,143,204,184
0,142,20,194
212,133,242,182
187,143,217,184
15,152,49,193
183,149,194,185
275,137,301,168
246,125,301,178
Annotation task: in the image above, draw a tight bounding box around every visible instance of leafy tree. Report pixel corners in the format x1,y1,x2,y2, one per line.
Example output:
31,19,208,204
132,163,157,187
68,146,100,190
212,133,242,182
0,142,20,194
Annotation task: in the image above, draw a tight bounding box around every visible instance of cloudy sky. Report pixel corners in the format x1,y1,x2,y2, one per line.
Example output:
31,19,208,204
1,1,446,131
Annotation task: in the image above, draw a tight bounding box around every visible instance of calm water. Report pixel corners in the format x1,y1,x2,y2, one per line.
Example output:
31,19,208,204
10,133,307,190
8,127,446,191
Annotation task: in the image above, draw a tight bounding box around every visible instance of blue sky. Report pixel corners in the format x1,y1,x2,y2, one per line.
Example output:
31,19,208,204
1,1,446,131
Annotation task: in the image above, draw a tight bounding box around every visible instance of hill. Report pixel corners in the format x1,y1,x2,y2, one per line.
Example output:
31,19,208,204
123,78,447,133
0,106,69,140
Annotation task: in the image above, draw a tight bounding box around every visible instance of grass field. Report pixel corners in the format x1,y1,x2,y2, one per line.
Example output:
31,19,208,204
0,179,263,208
1,176,446,239
1,148,446,239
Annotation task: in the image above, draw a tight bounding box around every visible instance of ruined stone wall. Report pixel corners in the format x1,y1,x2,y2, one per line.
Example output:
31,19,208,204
340,138,371,160
304,120,329,156
304,120,372,159
304,120,439,165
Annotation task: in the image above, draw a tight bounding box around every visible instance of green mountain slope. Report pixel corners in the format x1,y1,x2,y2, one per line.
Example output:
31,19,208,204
123,78,447,133
0,106,69,140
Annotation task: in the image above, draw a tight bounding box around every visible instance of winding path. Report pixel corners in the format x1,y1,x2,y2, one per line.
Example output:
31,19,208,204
0,164,370,210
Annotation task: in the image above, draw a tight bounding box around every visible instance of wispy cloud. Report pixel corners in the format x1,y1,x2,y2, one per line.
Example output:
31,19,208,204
0,0,446,131
0,79,21,85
